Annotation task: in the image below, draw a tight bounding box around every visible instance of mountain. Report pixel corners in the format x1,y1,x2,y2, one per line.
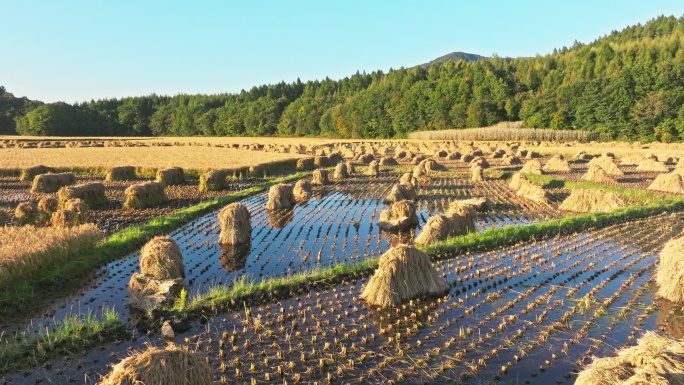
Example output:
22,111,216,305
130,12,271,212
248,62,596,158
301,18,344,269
420,52,485,68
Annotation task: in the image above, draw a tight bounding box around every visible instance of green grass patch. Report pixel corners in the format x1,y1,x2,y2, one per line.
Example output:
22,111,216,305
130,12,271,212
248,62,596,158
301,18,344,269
422,198,684,255
484,168,516,180
185,259,378,315
523,173,665,205
0,172,309,316
0,307,126,372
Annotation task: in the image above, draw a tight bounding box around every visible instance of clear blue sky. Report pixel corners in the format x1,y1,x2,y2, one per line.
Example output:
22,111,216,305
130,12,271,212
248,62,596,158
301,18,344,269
2,0,683,103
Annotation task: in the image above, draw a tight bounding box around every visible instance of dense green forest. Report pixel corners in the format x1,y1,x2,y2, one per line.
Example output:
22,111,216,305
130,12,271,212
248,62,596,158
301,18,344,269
3,15,684,141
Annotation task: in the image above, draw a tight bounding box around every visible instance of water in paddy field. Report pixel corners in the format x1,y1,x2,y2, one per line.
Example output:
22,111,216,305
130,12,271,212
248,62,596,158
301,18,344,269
7,212,684,385
4,172,555,333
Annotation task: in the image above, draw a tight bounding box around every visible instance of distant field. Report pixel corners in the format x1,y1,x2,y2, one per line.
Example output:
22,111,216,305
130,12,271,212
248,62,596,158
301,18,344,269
0,136,366,145
0,146,303,170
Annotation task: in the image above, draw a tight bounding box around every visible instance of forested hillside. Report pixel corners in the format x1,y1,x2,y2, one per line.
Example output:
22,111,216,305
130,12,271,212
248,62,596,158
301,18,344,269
3,15,684,141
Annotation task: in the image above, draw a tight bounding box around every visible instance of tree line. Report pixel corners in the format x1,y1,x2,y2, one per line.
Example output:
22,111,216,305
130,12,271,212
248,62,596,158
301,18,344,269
2,14,684,142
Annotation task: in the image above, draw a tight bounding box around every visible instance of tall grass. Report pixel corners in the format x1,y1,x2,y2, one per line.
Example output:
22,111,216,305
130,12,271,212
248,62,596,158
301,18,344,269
408,121,602,142
0,307,125,371
0,224,103,289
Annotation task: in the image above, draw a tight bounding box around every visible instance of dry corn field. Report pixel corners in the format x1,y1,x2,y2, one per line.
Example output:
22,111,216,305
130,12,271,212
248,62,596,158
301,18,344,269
2,138,684,385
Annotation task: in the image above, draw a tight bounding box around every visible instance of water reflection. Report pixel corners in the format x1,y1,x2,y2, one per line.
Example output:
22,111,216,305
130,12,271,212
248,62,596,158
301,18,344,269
267,208,295,228
219,243,251,272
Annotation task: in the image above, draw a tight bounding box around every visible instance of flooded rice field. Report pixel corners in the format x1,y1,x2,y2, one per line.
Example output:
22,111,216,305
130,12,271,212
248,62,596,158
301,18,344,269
5,212,682,384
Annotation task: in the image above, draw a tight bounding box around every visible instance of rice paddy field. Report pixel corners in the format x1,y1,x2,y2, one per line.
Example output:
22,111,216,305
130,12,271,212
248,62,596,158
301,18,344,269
1,137,684,384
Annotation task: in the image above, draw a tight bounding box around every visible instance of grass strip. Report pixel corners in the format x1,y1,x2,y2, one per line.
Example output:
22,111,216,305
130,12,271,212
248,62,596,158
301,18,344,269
184,259,379,314
523,173,665,204
0,172,309,315
0,307,126,373
422,198,684,255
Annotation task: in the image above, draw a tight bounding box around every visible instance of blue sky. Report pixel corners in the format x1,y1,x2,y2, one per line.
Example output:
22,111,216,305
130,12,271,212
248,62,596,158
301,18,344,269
2,0,683,103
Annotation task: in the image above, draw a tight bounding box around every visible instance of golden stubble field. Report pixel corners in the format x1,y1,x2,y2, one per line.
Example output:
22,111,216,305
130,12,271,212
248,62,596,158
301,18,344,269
3,135,684,171
0,146,305,170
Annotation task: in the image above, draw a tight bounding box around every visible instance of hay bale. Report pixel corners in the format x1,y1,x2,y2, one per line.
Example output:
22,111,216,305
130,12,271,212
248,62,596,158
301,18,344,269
379,156,398,166
128,274,184,311
366,160,380,176
384,183,417,204
218,203,251,245
329,152,344,164
15,202,37,225
124,182,167,209
636,158,670,172
20,165,55,181
648,173,684,194
415,214,458,246
489,149,506,159
357,153,375,164
471,166,484,183
419,159,447,172
573,151,592,160
399,172,418,187
333,163,349,179
64,198,90,223
58,183,108,208
345,161,355,174
311,169,329,185
575,331,684,385
581,164,616,184
140,236,184,280
656,233,684,303
520,159,543,174
525,151,541,159
266,183,296,210
198,170,226,191
449,197,488,213
37,197,59,213
620,154,645,166
296,157,315,171
469,157,489,169
361,245,449,307
446,201,478,234
98,344,213,385
31,172,76,193
415,211,476,246
500,155,522,166
377,200,418,231
156,167,185,185
542,155,571,172
314,156,330,168
293,179,313,202
446,151,461,160
105,166,136,181
509,174,549,205
559,189,624,213
588,156,624,176
509,172,525,190
51,209,80,228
